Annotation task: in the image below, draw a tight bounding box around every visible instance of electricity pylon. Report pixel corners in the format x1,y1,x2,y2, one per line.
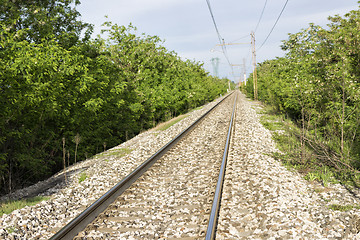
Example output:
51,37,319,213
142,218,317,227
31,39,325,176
211,57,220,77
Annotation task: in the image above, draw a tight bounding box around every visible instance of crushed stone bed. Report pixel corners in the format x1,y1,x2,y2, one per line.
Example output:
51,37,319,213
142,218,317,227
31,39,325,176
75,93,235,239
1,91,360,240
216,92,360,239
0,95,225,240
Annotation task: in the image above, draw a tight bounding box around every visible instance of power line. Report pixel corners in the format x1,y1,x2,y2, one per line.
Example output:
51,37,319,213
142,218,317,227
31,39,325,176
205,0,234,79
258,0,289,51
229,34,249,44
254,0,268,33
219,0,264,75
205,0,223,45
221,40,232,65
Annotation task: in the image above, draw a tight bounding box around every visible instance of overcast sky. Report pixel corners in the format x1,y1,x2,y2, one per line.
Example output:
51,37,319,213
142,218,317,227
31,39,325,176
77,0,359,82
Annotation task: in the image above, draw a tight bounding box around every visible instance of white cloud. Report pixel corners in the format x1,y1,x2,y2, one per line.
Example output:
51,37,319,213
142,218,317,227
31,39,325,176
100,0,195,20
77,0,360,80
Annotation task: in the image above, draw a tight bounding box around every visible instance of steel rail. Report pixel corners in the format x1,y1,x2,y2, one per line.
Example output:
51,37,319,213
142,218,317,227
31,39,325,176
50,92,233,240
205,91,237,240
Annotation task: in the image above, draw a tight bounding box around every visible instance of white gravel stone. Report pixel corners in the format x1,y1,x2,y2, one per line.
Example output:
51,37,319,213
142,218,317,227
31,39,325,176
216,92,360,239
0,95,226,240
2,91,360,239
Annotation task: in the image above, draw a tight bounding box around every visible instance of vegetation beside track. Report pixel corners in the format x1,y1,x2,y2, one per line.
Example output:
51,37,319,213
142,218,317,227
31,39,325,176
0,196,50,217
0,0,232,195
258,106,360,188
243,5,360,187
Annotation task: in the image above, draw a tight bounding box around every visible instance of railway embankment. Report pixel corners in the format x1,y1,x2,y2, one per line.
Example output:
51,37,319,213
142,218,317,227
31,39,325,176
1,92,360,239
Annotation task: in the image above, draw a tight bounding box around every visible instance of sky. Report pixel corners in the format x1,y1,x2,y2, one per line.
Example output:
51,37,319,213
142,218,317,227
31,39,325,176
77,0,359,83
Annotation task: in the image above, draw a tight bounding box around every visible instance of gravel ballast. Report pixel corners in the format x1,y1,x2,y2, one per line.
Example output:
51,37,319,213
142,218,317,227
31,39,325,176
75,92,235,239
1,91,360,239
217,92,360,239
0,95,226,240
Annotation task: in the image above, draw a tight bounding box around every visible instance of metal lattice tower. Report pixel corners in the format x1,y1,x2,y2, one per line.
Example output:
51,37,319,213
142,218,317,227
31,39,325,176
211,57,220,77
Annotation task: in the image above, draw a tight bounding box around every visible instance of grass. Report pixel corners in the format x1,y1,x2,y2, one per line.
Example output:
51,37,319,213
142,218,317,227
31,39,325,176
303,167,339,187
188,105,204,113
260,111,284,131
78,172,88,183
106,147,132,157
328,204,360,212
0,196,50,217
96,147,133,158
6,226,17,234
314,188,324,193
258,105,350,187
157,115,187,131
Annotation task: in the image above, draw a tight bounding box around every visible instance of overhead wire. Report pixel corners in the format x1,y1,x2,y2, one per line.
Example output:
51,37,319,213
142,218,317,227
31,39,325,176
257,0,289,51
205,0,234,79
205,0,223,45
241,0,267,80
229,34,249,44
254,0,268,33
206,0,289,79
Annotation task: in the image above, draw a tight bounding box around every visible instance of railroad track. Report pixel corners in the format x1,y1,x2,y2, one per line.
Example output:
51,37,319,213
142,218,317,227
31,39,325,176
51,91,237,240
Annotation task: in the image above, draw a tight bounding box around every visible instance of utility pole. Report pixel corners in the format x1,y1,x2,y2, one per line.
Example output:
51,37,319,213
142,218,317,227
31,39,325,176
231,64,243,87
251,31,258,100
243,58,246,86
213,41,251,91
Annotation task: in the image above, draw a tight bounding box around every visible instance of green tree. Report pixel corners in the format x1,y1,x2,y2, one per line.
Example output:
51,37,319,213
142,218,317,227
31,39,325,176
0,0,92,47
247,5,360,169
0,10,228,194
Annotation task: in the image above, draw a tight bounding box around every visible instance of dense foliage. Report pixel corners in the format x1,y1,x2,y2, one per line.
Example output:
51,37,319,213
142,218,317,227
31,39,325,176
244,6,360,170
0,0,229,194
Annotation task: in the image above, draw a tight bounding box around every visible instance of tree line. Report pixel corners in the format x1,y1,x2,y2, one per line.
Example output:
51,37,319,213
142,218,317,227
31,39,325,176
0,0,230,194
244,5,360,171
